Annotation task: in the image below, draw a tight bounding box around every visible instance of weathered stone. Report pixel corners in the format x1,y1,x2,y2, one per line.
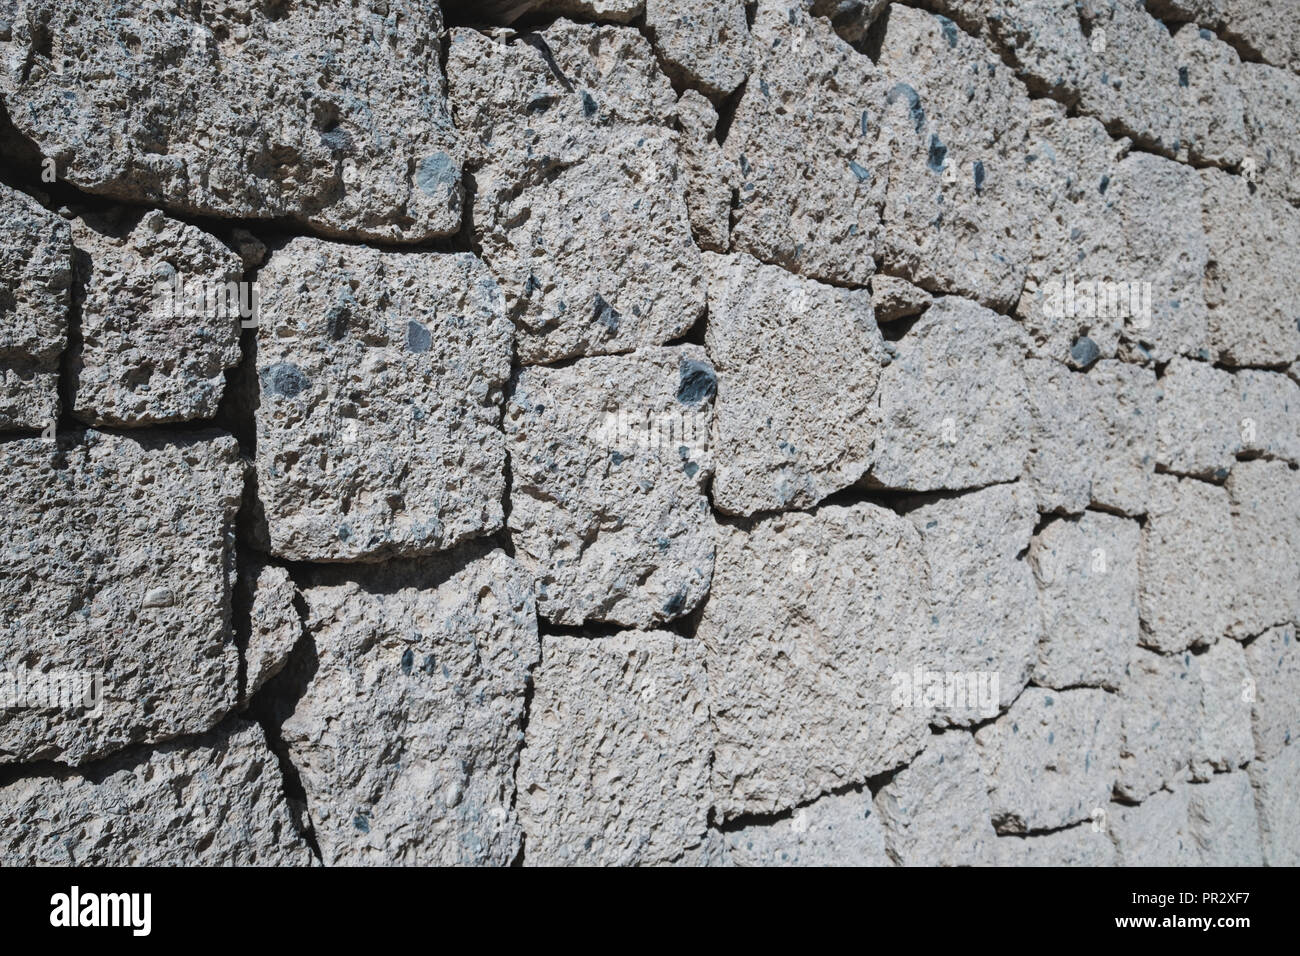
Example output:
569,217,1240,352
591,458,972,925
507,346,715,629
724,787,891,866
1107,785,1197,866
1249,740,1300,866
663,827,731,867
1241,63,1300,209
809,0,892,45
518,631,709,866
1187,772,1263,866
875,5,1038,309
702,503,932,820
67,207,242,426
1245,623,1300,762
239,563,302,707
1155,358,1241,479
0,1,462,241
253,239,510,563
676,90,733,254
447,23,704,364
646,0,752,97
996,824,1116,866
723,1,887,286
1139,475,1237,652
1031,511,1140,691
975,687,1120,833
1222,0,1300,75
283,549,537,866
0,429,241,766
867,297,1031,492
1116,647,1199,801
0,182,70,431
872,274,931,323
1192,638,1254,779
1201,167,1300,367
906,483,1040,720
539,0,644,21
0,720,313,866
876,731,999,866
703,251,883,515
1226,459,1300,640
1236,369,1300,466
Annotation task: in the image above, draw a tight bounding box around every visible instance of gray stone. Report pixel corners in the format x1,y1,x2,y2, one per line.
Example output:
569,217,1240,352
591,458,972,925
976,687,1121,833
1192,637,1254,779
1155,358,1242,479
1249,740,1300,866
507,346,715,629
1241,63,1300,209
447,23,704,364
1107,785,1198,866
254,239,511,563
0,429,242,766
996,824,1117,866
906,483,1040,720
876,731,999,866
1187,772,1264,866
724,788,891,866
517,631,710,866
0,720,313,866
723,1,887,286
1235,369,1300,466
703,251,883,516
867,297,1031,492
646,0,752,97
0,182,70,431
284,549,537,866
702,503,932,820
0,1,462,242
676,90,733,254
1245,623,1300,762
809,0,892,45
1226,459,1300,640
872,275,931,323
1031,511,1140,691
68,207,243,426
239,563,302,707
1139,475,1237,652
1116,647,1199,801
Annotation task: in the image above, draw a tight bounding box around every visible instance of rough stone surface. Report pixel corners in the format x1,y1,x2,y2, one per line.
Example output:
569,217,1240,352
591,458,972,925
976,687,1121,834
282,549,537,866
704,251,883,515
1250,741,1300,866
1192,637,1254,779
1116,647,1199,802
0,182,70,431
0,720,313,866
1139,475,1237,653
724,788,891,867
723,1,886,286
875,731,999,866
702,503,932,820
645,0,752,97
68,207,242,426
517,631,709,866
0,1,462,242
1226,460,1300,640
996,825,1117,866
1155,358,1242,479
1245,624,1300,762
1235,369,1300,466
254,239,510,563
0,429,241,766
867,298,1031,492
447,23,704,364
1030,511,1140,691
872,274,931,322
676,91,733,254
1187,771,1264,866
239,563,302,707
507,346,715,628
1108,785,1198,866
906,483,1040,721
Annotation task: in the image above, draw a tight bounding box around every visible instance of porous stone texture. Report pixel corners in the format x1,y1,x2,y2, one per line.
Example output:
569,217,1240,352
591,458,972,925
1030,511,1140,691
1108,785,1198,866
1116,647,1200,801
676,91,733,254
446,22,705,364
517,631,709,866
723,788,892,867
996,825,1117,867
1250,741,1300,866
282,549,537,866
871,274,930,322
645,0,752,97
1187,772,1264,867
1192,637,1254,779
703,251,883,515
253,239,511,563
0,182,70,430
0,720,313,866
0,1,462,242
507,347,715,628
239,563,302,707
68,207,243,426
867,298,1031,492
1226,460,1300,639
702,503,932,820
1245,624,1300,762
1138,475,1237,653
0,429,242,766
875,731,999,866
975,687,1121,834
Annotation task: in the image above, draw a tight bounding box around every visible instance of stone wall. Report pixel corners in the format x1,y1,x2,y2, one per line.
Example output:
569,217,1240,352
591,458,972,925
0,0,1297,866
